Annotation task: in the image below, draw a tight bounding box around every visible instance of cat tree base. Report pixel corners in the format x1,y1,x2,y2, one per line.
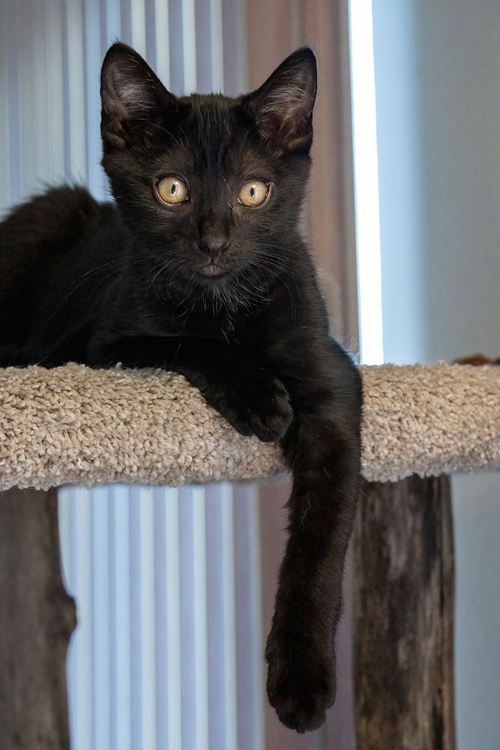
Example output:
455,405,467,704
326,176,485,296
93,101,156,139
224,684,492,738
354,476,456,750
0,488,75,750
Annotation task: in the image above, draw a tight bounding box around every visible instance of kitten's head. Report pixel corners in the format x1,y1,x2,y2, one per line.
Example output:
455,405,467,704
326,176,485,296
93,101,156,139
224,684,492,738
100,43,316,305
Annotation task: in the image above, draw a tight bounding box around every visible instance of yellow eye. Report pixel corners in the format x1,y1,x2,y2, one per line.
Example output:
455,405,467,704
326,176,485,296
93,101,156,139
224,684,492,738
155,176,189,205
238,181,269,208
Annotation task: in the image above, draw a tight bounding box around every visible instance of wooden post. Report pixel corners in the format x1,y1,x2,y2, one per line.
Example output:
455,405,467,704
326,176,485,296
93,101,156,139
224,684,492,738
0,488,76,750
354,476,456,750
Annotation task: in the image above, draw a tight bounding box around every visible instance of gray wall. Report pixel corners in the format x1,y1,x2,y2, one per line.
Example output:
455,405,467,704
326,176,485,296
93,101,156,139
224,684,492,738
372,2,500,748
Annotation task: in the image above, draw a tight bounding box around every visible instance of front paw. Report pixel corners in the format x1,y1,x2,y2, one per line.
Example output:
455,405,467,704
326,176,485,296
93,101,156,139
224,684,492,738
265,625,336,733
224,370,293,442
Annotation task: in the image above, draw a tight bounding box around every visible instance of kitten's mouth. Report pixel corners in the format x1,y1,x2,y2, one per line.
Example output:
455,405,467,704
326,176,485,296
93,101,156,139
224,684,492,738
198,262,228,278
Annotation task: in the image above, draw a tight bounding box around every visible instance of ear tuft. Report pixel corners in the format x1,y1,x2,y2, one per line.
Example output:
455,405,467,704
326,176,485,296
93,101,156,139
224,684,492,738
101,42,176,150
243,48,317,153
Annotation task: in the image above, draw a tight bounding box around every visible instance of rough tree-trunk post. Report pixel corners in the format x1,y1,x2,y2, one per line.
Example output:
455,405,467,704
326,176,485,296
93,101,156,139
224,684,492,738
354,475,456,750
0,488,76,750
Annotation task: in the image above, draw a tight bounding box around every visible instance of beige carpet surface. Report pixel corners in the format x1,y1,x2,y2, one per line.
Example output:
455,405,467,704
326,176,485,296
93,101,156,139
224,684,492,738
0,361,499,491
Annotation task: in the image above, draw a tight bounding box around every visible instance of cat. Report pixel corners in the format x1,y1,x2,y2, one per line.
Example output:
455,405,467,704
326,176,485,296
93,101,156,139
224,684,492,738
0,43,362,733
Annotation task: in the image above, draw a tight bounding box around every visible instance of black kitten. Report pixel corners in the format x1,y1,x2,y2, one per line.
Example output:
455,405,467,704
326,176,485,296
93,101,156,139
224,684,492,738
0,43,362,732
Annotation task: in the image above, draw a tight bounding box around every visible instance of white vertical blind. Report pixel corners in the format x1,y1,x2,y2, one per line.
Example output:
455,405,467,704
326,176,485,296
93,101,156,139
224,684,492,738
0,0,266,747
58,482,264,750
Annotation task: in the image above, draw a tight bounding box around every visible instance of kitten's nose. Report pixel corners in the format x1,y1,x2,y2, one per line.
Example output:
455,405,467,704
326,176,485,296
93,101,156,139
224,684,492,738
199,236,229,261
199,216,230,260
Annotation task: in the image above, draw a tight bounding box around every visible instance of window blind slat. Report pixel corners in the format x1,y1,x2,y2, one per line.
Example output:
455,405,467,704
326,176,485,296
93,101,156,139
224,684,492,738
63,0,87,183
137,487,157,749
45,0,65,182
153,0,171,87
234,485,266,750
111,487,132,750
181,0,197,92
91,487,112,750
206,484,238,749
179,487,210,750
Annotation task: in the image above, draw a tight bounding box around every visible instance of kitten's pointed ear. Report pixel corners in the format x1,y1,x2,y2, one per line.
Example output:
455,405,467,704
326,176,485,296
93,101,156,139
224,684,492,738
243,48,317,153
101,42,176,150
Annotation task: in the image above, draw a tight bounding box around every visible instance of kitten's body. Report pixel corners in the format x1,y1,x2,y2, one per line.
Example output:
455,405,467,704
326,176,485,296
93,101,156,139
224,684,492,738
0,45,362,732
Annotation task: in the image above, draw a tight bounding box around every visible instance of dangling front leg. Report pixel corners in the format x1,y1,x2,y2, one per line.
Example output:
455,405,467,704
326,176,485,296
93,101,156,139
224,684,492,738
265,340,362,732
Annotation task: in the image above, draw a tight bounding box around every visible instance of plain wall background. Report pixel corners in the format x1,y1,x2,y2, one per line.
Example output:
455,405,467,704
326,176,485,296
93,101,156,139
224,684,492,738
372,2,500,748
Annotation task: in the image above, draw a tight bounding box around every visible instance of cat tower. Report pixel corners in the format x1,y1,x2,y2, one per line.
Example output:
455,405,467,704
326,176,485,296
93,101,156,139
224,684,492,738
1,360,499,749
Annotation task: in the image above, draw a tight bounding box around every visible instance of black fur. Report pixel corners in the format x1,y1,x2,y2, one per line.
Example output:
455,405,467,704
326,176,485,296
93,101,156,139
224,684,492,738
0,43,362,732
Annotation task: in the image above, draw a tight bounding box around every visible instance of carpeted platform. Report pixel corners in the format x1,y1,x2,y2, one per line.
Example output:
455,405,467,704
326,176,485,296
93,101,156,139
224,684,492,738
1,361,499,491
